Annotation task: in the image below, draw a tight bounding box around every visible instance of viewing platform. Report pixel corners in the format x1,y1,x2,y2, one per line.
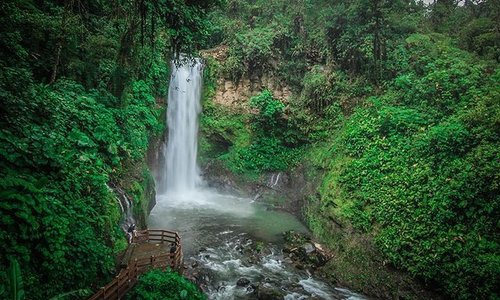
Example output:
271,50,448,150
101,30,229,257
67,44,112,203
88,229,183,300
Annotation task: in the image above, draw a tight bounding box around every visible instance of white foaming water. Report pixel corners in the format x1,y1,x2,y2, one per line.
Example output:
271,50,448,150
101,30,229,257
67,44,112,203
299,278,336,300
164,58,203,195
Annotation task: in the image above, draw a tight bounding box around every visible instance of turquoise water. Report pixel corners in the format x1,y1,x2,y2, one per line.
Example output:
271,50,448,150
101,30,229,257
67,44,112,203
148,188,310,255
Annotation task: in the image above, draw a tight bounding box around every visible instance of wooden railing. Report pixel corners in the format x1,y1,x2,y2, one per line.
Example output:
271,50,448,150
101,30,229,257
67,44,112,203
132,229,181,247
88,229,183,300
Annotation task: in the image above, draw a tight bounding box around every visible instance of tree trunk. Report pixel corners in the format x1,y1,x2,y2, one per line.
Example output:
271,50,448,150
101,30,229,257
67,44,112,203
372,0,383,81
49,42,62,85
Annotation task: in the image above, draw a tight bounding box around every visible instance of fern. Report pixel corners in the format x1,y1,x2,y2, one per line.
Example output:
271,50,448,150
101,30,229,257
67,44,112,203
8,259,24,300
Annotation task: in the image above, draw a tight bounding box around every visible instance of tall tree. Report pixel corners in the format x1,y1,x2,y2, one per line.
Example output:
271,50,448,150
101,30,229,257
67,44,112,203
325,0,418,81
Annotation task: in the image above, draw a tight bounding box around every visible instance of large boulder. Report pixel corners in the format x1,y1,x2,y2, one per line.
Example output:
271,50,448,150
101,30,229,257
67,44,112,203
283,231,332,270
236,277,251,287
257,285,285,300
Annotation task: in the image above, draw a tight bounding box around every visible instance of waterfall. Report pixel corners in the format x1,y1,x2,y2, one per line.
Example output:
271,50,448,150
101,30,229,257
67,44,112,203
268,172,282,188
163,58,203,195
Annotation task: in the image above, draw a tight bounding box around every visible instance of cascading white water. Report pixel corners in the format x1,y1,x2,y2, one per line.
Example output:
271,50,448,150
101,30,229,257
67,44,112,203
164,58,203,194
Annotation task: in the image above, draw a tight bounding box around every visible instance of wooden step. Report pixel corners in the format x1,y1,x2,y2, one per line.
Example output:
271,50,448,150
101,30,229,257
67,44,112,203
120,244,135,268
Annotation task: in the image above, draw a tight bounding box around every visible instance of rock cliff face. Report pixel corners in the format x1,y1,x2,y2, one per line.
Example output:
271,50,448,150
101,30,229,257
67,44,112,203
213,75,292,110
201,46,292,111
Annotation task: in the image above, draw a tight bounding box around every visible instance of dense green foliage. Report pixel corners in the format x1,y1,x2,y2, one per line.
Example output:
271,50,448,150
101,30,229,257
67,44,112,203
224,89,302,172
200,1,499,299
312,35,499,299
126,269,206,300
0,0,220,299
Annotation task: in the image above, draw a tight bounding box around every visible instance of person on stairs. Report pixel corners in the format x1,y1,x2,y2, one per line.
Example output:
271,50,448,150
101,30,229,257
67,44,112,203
127,223,136,243
170,242,177,255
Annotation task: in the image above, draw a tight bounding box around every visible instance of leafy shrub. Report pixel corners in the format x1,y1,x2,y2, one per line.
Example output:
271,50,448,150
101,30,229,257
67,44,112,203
201,87,304,174
223,136,302,173
300,66,334,113
235,90,302,172
126,269,205,300
249,89,285,124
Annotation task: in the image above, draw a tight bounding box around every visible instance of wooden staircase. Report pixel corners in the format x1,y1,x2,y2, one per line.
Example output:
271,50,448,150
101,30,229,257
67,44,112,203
88,229,183,300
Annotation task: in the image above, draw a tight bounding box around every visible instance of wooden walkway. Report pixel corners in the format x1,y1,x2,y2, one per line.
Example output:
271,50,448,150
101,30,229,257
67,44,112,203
88,229,183,300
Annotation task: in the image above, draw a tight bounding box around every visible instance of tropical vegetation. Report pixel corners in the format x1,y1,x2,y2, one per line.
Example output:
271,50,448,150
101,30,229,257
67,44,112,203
1,0,498,299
